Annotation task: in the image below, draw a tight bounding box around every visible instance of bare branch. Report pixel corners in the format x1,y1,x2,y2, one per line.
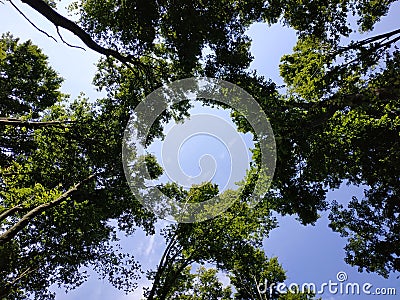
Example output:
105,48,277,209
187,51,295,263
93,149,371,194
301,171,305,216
0,117,75,128
379,34,400,50
56,26,85,51
9,267,35,287
0,173,97,245
8,0,57,43
333,27,400,56
147,232,179,300
353,27,400,48
17,0,140,65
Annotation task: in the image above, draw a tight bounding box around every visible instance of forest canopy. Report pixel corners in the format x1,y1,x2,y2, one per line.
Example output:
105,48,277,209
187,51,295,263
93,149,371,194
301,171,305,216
0,0,399,299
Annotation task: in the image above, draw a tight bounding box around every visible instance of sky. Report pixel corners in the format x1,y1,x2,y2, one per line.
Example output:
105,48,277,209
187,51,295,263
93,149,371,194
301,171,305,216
1,1,400,299
146,103,255,192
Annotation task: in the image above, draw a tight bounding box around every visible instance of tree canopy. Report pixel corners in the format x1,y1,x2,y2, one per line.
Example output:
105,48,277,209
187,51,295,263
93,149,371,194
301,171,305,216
1,0,399,298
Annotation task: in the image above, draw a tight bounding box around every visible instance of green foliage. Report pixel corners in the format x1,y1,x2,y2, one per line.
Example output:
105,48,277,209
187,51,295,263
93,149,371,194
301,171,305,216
280,37,334,101
278,2,400,277
71,0,264,76
144,183,274,299
0,35,155,299
2,0,400,298
0,33,63,118
144,184,316,300
326,54,400,277
166,266,233,300
262,0,398,39
278,286,319,300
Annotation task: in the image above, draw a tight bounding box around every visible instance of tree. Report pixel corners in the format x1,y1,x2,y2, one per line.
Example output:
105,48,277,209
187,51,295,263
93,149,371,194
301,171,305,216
143,184,272,299
0,33,155,299
143,183,317,300
163,266,233,300
277,2,400,277
0,32,63,166
326,52,400,277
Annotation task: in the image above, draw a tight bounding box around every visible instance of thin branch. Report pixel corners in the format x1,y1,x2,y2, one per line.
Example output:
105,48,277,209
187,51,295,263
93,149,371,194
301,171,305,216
354,28,400,48
333,27,400,56
0,205,25,223
0,173,96,245
0,267,37,299
0,117,75,128
147,231,179,300
291,85,400,112
56,26,85,51
379,34,400,50
159,260,192,299
9,267,35,287
8,0,57,43
11,0,165,83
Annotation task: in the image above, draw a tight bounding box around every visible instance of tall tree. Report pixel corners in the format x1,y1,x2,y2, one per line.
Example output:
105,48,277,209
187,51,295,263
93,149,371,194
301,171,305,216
143,183,317,300
0,34,155,299
277,2,400,277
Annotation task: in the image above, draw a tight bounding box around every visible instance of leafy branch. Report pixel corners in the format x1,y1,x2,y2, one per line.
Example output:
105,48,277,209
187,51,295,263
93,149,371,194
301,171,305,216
0,173,97,245
0,267,38,299
0,204,26,223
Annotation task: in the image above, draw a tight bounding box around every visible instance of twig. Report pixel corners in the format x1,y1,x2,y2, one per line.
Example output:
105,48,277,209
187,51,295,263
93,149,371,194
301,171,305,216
9,267,36,287
56,26,85,51
0,267,38,298
332,27,400,57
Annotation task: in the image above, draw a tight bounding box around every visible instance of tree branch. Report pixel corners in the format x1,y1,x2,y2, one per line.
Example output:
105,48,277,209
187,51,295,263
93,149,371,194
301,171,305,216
0,267,37,299
9,267,36,287
0,117,75,128
333,27,400,56
0,174,96,245
158,260,192,299
147,231,179,300
17,0,140,64
0,205,25,223
56,26,85,50
292,85,400,112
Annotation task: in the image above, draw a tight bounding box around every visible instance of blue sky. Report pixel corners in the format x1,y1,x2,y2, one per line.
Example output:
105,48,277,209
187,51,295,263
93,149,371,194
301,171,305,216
146,103,255,192
1,1,399,299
